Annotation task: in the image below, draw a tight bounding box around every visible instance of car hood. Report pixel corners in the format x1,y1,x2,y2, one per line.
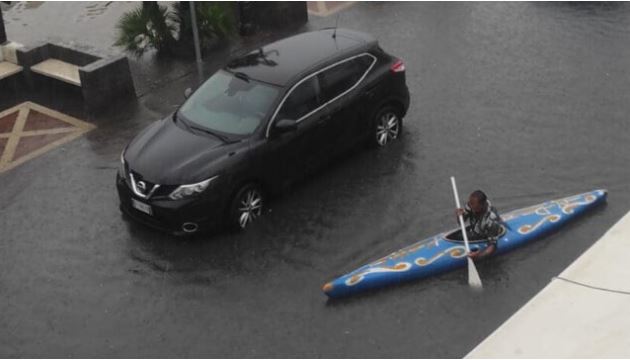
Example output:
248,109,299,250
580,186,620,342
124,116,247,184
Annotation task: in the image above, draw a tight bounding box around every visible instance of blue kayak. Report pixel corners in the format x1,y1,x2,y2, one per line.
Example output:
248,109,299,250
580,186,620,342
323,189,607,298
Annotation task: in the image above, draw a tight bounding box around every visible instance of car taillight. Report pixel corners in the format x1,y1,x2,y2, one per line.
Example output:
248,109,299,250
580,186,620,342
390,59,405,73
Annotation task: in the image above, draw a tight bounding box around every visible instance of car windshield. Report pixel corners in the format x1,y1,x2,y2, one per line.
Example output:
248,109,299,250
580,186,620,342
177,70,279,136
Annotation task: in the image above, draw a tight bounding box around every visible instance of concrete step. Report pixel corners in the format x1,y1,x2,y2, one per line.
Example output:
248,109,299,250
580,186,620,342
30,58,81,86
1,41,23,64
0,61,22,80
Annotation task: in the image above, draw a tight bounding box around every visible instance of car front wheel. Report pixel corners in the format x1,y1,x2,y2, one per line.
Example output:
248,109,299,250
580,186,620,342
228,184,264,231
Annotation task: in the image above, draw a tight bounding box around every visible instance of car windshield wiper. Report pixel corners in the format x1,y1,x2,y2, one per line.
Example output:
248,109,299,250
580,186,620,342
174,112,198,134
234,72,250,82
188,125,237,144
173,111,188,127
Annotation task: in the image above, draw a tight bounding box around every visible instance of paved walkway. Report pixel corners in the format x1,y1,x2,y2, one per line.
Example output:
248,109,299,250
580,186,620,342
467,211,630,358
307,1,356,17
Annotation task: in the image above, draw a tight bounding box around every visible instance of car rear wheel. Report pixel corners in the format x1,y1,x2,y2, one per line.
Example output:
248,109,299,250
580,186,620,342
370,106,401,148
229,184,264,231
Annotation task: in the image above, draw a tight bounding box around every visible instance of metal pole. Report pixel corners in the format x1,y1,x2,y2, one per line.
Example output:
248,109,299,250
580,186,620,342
189,1,203,84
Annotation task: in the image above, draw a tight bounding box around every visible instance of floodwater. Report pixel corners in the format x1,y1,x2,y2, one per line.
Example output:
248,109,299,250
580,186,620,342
1,2,630,357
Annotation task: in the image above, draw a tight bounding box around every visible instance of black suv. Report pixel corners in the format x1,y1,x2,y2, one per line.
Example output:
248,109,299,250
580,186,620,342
117,28,410,234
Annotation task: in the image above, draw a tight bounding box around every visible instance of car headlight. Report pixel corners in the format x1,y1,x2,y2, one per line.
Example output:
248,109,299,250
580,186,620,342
169,176,219,200
119,149,126,179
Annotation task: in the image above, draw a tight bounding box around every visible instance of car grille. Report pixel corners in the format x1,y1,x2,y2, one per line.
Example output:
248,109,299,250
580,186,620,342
153,185,178,198
126,170,181,200
129,170,160,199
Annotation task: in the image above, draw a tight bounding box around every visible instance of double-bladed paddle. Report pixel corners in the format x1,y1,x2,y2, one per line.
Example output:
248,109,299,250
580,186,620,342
450,176,483,289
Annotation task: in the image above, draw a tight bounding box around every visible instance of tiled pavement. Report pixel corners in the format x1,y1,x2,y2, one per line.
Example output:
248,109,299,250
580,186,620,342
0,101,95,173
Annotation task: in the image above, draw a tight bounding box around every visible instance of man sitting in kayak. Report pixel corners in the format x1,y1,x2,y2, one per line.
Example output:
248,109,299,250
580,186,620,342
454,190,504,260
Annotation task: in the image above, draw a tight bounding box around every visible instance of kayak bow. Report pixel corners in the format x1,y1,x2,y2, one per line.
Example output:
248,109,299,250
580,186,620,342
322,189,607,298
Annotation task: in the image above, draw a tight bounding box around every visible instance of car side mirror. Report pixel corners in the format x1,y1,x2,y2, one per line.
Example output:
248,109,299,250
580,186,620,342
184,88,193,99
273,119,297,135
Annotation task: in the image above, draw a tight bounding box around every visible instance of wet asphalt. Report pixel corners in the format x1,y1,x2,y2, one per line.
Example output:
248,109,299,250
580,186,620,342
2,2,630,357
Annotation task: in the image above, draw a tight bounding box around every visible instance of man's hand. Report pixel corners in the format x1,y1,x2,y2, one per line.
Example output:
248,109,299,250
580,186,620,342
468,249,481,259
468,244,496,260
455,208,465,217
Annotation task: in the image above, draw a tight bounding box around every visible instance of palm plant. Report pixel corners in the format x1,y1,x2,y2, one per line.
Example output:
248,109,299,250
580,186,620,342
171,2,193,43
196,2,235,41
114,3,177,57
172,2,235,48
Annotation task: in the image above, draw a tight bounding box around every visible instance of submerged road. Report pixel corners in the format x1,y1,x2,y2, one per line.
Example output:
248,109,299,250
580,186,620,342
1,2,630,357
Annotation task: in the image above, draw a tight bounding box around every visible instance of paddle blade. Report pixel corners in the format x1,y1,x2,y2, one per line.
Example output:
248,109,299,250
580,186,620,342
467,258,483,290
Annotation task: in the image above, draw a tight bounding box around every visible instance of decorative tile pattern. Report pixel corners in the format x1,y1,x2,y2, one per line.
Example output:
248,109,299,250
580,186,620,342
0,102,96,173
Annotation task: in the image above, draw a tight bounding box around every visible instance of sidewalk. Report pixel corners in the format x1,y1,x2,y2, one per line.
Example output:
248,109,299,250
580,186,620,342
0,1,313,102
467,211,630,358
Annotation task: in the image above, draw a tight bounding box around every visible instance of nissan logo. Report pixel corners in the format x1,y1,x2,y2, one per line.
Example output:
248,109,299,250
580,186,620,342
137,181,146,192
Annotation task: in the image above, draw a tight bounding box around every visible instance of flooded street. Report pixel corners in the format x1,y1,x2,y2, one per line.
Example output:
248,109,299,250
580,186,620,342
2,2,630,357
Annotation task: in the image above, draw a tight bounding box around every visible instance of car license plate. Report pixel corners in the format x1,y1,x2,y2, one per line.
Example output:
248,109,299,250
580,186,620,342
132,199,152,215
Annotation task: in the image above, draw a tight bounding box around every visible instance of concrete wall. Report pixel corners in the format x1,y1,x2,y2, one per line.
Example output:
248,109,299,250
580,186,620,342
48,43,100,66
16,42,100,68
16,42,136,114
0,72,25,109
79,55,136,113
15,41,49,89
0,7,6,44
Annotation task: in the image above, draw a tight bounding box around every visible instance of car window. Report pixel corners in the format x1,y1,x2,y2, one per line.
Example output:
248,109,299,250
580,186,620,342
353,55,374,75
276,77,320,121
318,56,372,104
178,70,279,136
